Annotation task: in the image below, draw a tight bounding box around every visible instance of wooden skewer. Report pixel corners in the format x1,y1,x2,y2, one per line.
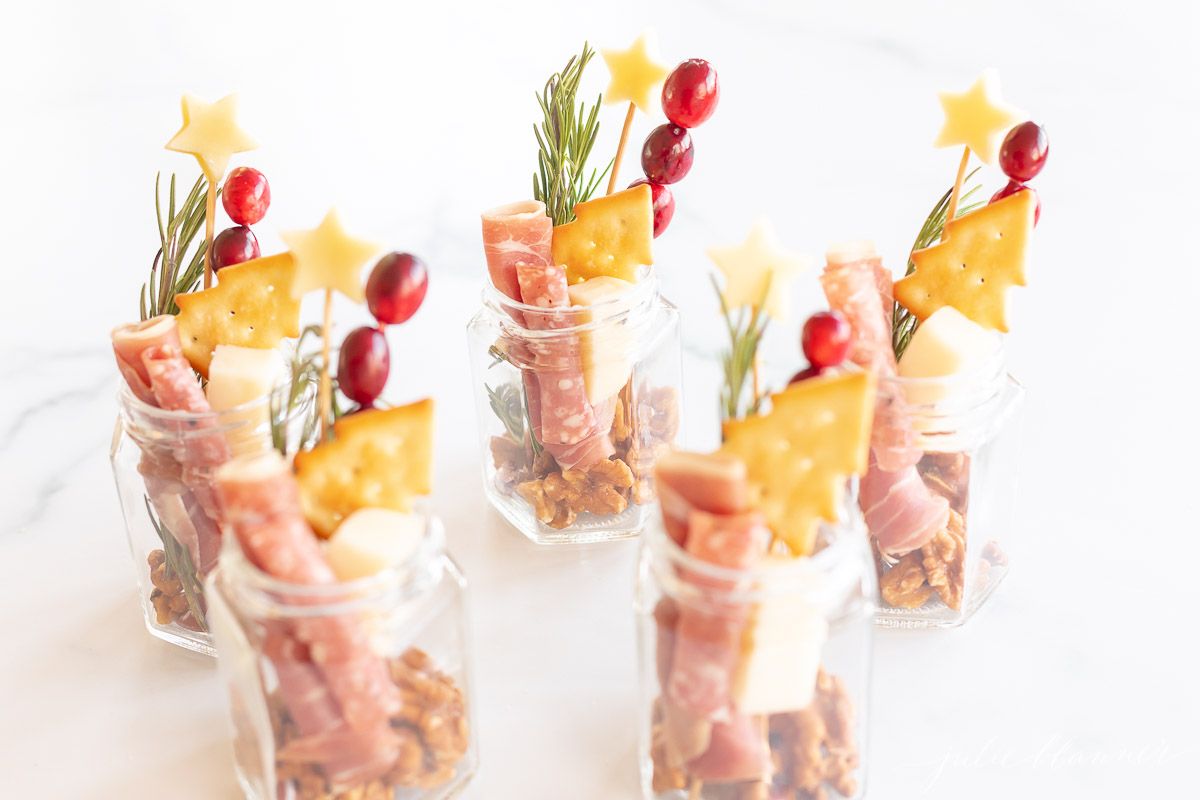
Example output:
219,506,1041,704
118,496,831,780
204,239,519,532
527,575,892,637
943,145,971,239
687,775,703,800
318,287,333,440
606,101,637,195
203,181,217,288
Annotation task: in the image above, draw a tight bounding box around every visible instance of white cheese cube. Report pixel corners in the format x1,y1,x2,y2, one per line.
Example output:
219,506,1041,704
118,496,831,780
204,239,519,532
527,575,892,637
732,589,829,715
898,307,1000,405
567,276,637,404
325,508,425,581
206,345,285,456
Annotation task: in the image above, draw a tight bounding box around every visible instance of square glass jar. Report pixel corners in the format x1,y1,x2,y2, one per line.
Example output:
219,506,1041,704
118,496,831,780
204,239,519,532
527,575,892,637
206,513,478,800
635,511,876,799
466,274,682,544
109,377,315,654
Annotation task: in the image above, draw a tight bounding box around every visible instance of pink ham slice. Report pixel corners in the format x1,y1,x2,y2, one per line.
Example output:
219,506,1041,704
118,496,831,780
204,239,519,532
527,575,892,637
664,479,769,720
655,451,752,545
686,714,772,783
113,315,228,574
112,315,178,405
821,248,922,473
481,200,554,303
859,452,950,555
215,453,401,785
266,633,399,791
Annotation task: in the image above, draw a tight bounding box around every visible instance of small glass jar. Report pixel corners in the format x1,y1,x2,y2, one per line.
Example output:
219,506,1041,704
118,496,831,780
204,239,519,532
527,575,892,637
635,510,875,800
868,344,1024,628
466,272,682,544
109,378,316,654
206,512,477,800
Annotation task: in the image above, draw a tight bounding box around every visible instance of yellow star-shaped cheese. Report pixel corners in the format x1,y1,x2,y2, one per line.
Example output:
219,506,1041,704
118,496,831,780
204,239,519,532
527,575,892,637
894,189,1036,332
934,70,1024,164
282,209,381,302
602,33,671,113
164,94,258,184
720,370,875,556
708,221,811,320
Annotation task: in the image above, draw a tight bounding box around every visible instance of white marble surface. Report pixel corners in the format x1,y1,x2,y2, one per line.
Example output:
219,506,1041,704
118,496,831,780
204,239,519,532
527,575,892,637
1,1,1198,797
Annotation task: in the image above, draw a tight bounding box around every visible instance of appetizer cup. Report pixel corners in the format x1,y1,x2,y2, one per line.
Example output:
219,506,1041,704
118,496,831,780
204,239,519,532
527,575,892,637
635,510,875,799
467,272,682,544
206,512,477,800
109,375,316,654
869,344,1024,627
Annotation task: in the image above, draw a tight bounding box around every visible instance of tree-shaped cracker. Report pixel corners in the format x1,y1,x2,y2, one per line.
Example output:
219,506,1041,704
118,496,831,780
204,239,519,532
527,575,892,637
551,183,654,283
894,189,1035,332
720,370,875,555
294,398,434,537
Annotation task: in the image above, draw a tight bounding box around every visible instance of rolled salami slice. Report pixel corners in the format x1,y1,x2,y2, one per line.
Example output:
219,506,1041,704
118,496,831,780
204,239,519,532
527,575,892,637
215,453,402,781
686,713,772,783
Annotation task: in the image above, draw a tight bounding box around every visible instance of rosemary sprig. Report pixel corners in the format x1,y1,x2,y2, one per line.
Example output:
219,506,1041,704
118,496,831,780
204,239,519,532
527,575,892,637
892,169,984,359
271,325,325,454
714,275,772,423
141,173,216,320
486,383,526,443
533,43,612,225
144,496,206,631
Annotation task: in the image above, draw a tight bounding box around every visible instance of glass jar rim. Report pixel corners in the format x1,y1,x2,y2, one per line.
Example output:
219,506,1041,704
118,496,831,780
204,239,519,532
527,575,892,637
479,266,659,331
117,368,315,431
216,510,447,613
644,498,867,597
877,334,1007,418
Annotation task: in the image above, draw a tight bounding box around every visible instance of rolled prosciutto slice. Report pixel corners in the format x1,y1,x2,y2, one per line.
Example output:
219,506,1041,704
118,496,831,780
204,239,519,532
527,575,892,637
113,316,228,573
666,509,768,719
821,246,922,473
686,714,772,783
215,453,402,784
859,453,950,555
112,315,179,405
481,200,554,302
266,632,399,791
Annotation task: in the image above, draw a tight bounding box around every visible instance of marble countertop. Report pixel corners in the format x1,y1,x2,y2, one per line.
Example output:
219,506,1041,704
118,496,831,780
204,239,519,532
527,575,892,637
1,1,1197,797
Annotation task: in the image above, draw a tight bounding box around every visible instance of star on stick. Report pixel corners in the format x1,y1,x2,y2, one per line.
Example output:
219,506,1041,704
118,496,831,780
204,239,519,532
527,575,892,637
708,220,810,321
934,70,1024,165
282,209,380,303
602,32,671,194
165,94,258,184
282,208,382,441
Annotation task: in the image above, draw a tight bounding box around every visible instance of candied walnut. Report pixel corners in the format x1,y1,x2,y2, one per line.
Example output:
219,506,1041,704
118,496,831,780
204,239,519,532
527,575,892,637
922,509,966,611
517,457,634,528
638,385,680,445
920,451,970,514
768,669,859,800
611,385,634,445
147,548,198,626
878,550,933,609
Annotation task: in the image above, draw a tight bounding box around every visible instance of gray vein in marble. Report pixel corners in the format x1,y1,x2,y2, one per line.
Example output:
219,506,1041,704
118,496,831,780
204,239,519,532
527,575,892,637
0,372,114,454
5,442,105,537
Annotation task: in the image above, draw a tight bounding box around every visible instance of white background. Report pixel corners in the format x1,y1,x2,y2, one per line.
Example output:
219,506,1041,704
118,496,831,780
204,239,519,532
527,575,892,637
1,1,1198,797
